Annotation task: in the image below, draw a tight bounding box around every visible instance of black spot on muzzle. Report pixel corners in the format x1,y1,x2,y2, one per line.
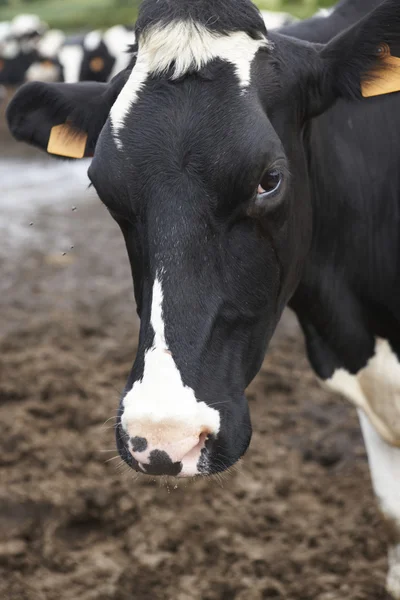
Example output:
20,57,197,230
131,436,148,452
144,449,182,476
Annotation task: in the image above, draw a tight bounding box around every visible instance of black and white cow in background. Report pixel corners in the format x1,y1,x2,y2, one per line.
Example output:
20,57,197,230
6,0,400,596
55,25,135,84
0,14,48,85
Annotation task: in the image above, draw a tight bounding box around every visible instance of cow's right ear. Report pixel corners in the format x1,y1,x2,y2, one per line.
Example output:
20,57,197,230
6,70,128,159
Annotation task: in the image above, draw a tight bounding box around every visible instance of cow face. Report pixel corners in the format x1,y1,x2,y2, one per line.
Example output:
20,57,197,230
7,0,400,478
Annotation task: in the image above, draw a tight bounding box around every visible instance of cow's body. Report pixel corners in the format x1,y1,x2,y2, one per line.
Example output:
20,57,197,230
6,0,400,596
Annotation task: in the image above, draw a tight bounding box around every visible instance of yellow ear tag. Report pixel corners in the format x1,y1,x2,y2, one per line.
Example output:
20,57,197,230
90,57,105,72
362,43,400,98
47,123,88,159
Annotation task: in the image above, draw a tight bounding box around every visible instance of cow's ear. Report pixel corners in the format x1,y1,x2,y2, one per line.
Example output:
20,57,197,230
320,0,400,104
6,70,128,159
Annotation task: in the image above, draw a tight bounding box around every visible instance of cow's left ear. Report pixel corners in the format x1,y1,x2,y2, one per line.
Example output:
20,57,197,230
319,0,400,106
6,69,128,158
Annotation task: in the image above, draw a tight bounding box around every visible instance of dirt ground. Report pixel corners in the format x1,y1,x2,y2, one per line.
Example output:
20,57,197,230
0,94,393,600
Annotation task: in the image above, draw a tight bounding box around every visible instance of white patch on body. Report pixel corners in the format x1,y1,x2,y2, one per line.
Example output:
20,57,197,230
37,29,65,58
1,39,19,59
260,10,295,30
58,44,84,83
316,7,334,18
0,22,11,44
103,25,135,80
84,30,102,52
121,274,220,473
358,410,400,599
110,20,269,146
324,338,400,597
25,61,60,82
325,338,400,446
11,14,46,37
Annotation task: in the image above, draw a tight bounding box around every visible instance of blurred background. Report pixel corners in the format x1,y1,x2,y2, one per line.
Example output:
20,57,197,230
0,0,335,30
0,2,393,600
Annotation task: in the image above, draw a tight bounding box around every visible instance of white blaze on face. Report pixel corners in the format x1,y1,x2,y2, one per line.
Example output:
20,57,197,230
110,20,269,147
58,44,84,83
121,275,220,454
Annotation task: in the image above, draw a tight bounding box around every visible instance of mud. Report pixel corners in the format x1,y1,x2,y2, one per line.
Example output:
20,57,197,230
0,93,393,600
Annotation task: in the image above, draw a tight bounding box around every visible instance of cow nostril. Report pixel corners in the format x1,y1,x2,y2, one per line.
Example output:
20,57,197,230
130,436,148,453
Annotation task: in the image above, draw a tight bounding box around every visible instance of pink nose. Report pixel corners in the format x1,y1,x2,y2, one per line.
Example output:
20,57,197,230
129,431,209,477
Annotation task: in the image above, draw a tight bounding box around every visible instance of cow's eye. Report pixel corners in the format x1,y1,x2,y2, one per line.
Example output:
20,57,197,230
247,167,286,217
257,169,282,198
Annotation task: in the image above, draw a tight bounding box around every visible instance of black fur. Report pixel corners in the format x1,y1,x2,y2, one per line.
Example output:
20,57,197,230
280,0,382,42
136,0,267,40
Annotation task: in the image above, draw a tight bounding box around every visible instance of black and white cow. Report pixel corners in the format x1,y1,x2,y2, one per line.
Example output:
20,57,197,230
24,29,66,83
56,26,135,84
0,14,48,85
6,0,400,595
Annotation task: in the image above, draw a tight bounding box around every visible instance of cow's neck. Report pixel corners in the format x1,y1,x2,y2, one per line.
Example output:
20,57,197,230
289,97,400,379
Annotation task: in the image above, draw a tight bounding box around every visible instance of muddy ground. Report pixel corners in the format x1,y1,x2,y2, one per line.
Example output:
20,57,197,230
0,93,393,600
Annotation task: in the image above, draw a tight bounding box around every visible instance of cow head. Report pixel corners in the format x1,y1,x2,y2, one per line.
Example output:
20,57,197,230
7,0,400,477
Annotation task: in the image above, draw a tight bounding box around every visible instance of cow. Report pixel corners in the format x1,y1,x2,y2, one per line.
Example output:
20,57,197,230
6,0,400,596
57,26,135,84
24,30,66,83
0,14,48,85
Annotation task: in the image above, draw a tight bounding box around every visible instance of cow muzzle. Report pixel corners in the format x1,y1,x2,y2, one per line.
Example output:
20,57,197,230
125,425,212,477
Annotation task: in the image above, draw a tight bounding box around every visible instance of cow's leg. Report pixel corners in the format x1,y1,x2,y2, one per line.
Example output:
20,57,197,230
358,410,400,599
321,339,400,597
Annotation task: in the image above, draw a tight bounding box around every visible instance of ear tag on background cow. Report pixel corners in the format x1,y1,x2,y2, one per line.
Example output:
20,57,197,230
47,123,88,159
90,57,105,73
362,43,400,98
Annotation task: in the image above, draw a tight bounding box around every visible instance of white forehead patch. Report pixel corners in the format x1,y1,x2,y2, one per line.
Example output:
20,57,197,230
122,274,220,438
58,44,84,83
84,30,102,52
110,20,269,147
